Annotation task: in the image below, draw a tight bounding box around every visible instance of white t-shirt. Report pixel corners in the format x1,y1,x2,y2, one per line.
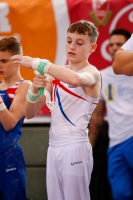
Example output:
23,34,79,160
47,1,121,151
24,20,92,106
100,66,133,147
122,34,133,50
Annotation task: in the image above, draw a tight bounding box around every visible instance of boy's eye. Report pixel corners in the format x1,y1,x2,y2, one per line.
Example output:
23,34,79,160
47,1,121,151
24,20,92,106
109,43,123,47
77,43,82,45
67,40,71,43
1,59,8,63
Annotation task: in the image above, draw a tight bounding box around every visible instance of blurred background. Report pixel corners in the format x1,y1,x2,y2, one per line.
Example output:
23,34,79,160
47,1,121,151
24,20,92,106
0,0,133,199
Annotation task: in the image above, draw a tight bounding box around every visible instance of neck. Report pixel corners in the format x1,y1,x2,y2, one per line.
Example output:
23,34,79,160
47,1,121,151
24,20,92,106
67,60,89,71
1,71,23,89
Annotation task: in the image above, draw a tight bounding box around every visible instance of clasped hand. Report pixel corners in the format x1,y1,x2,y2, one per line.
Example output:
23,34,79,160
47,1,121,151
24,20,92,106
31,74,49,94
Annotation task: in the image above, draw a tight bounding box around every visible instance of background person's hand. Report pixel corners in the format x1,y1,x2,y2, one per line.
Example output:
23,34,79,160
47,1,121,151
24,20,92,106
11,55,34,69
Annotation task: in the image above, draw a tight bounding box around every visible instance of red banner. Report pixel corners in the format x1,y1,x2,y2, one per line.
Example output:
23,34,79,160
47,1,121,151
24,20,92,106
66,0,133,69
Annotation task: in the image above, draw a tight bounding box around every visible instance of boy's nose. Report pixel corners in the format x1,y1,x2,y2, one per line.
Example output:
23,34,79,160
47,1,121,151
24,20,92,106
70,43,75,49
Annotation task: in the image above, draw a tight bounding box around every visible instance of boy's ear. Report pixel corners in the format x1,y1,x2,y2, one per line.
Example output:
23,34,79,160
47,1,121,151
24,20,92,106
90,43,97,53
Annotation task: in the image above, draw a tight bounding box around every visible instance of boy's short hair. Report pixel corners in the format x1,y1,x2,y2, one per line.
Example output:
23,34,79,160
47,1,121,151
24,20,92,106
67,20,99,43
0,37,23,55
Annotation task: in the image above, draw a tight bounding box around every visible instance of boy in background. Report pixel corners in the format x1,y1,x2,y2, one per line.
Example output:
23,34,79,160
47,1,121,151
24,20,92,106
0,37,31,200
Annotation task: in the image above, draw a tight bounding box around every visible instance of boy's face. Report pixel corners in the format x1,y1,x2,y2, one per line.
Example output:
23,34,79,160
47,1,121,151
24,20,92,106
109,34,127,60
66,31,96,63
0,50,18,78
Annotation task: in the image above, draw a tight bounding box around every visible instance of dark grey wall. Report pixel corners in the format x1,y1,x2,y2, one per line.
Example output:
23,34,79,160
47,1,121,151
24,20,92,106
19,125,49,200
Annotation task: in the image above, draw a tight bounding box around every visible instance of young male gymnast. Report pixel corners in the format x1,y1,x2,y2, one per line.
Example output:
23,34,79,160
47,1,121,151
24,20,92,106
12,20,101,200
0,37,31,199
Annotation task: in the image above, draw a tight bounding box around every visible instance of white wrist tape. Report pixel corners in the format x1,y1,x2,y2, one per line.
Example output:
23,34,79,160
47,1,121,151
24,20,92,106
31,58,52,74
31,58,41,70
0,96,6,111
43,60,51,74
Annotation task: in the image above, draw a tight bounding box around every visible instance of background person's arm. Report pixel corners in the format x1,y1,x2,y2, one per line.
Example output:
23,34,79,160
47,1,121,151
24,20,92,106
112,34,133,76
89,100,105,148
112,49,133,76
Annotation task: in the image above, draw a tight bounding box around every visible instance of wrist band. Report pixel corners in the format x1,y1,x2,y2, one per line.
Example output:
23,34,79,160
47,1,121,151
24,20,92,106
38,60,51,74
31,58,40,70
26,86,41,103
0,96,6,111
31,58,52,74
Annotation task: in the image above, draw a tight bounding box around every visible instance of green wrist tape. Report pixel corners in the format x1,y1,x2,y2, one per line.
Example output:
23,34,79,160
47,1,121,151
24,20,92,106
38,88,44,95
27,86,41,103
38,62,46,74
27,92,41,102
